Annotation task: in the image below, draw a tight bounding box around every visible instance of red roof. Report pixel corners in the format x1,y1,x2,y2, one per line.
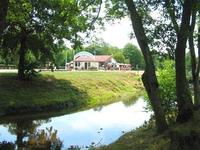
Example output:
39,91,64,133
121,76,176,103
74,55,112,62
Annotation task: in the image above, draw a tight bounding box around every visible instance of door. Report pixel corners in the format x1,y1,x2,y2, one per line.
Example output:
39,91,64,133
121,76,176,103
85,62,87,69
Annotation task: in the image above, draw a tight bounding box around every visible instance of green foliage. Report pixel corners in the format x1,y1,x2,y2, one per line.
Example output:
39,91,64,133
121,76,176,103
84,42,121,55
1,0,103,79
24,62,39,80
113,52,125,63
145,60,177,123
123,43,144,69
53,44,68,67
158,60,177,121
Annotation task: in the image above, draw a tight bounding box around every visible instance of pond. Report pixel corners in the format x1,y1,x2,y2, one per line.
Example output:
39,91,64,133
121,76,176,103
0,97,151,149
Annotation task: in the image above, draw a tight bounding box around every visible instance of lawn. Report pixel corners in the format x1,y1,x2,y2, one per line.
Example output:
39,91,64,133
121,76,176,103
0,71,143,115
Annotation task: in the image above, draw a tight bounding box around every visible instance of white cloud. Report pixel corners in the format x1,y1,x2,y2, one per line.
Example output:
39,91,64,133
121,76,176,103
64,17,139,49
98,17,139,48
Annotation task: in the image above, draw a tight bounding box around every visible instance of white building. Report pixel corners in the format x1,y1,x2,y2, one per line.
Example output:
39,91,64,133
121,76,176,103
67,51,118,70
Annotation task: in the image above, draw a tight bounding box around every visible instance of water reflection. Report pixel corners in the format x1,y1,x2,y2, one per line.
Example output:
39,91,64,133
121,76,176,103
0,97,151,149
1,119,62,150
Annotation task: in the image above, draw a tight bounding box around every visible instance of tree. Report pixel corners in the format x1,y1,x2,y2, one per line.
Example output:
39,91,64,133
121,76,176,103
2,0,103,80
169,0,194,122
113,51,125,63
123,43,144,69
0,0,8,35
53,45,68,68
124,0,168,133
105,0,197,131
124,0,195,123
188,7,200,107
84,42,121,55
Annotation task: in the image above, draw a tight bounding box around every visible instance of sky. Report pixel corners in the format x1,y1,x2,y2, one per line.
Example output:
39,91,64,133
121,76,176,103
65,17,139,49
97,17,139,48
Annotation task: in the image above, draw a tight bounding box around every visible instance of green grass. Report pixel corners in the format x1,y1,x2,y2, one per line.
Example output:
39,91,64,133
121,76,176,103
0,71,143,115
98,126,170,150
98,109,200,150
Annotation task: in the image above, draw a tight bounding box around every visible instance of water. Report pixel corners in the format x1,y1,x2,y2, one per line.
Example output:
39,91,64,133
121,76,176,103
0,97,151,149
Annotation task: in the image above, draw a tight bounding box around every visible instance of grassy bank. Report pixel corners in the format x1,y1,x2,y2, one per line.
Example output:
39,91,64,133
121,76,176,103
0,71,143,115
98,125,170,150
99,109,200,150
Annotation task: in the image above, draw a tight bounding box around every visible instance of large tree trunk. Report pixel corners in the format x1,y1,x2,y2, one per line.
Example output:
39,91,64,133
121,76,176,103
189,8,200,107
0,0,8,35
125,0,168,133
175,0,194,123
18,32,26,80
196,17,200,107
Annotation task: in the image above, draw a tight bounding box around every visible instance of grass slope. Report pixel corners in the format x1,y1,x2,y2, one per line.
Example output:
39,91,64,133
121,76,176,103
99,110,200,150
0,71,143,115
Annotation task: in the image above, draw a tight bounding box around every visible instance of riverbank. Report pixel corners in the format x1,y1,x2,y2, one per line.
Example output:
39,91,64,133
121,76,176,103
0,71,143,116
98,109,200,150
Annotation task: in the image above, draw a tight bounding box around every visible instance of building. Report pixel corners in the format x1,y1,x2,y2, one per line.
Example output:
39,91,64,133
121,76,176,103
66,51,118,70
66,51,133,71
118,63,132,70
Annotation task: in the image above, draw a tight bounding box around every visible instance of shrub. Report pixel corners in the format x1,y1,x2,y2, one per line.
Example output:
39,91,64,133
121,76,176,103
145,60,177,124
24,62,39,79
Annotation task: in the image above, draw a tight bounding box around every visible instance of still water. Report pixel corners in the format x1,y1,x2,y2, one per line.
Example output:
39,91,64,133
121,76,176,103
0,97,151,149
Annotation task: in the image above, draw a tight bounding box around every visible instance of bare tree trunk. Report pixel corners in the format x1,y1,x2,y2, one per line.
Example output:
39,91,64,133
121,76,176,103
0,0,8,35
18,32,26,80
125,0,168,133
188,7,200,107
196,17,200,107
175,0,194,123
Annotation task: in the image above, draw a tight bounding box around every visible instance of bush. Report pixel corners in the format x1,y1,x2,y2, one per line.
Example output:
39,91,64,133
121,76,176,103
24,62,39,79
158,60,177,122
145,60,177,124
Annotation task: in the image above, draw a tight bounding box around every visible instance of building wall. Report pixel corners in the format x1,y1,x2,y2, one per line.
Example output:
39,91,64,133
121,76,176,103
80,62,85,69
90,62,99,69
74,61,99,70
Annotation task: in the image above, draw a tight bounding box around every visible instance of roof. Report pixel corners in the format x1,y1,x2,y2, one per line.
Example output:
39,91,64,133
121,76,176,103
74,51,93,58
74,55,112,62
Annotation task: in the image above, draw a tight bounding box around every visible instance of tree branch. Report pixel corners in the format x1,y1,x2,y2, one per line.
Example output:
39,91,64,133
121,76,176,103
85,0,103,37
79,0,96,12
189,5,197,81
164,0,179,34
196,16,200,77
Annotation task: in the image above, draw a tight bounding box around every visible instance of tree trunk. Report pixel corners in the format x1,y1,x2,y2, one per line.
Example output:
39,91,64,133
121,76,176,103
189,33,200,107
189,34,200,106
0,0,8,35
18,32,26,80
125,0,168,133
175,0,194,123
196,16,200,107
188,7,200,107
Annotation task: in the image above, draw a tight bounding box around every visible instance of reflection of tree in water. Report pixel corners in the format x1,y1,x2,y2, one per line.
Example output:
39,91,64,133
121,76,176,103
1,119,62,150
122,98,137,107
27,127,62,150
93,105,103,112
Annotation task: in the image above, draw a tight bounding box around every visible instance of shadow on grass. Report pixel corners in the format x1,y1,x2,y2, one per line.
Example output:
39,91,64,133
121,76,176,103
0,73,90,116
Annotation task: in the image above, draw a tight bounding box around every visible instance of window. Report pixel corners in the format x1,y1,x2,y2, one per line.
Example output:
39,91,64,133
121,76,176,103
75,62,80,66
